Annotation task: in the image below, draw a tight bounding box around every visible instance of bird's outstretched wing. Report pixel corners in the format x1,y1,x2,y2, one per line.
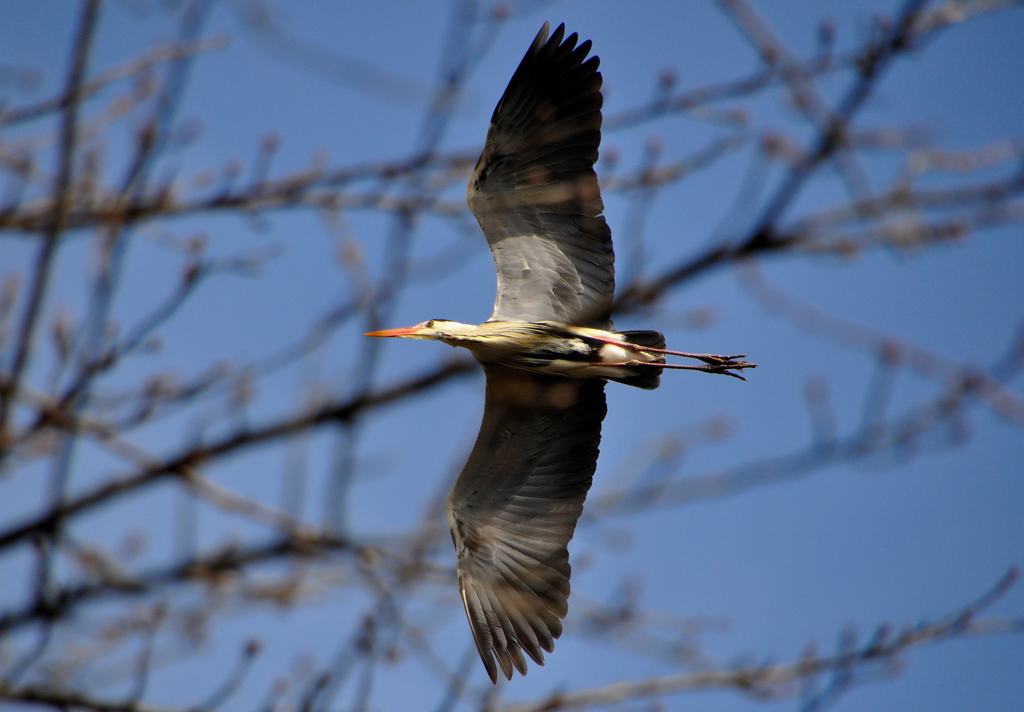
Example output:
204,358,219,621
468,22,614,329
446,365,606,681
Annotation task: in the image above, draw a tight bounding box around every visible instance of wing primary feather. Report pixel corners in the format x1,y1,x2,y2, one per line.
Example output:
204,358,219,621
461,585,499,683
479,582,518,680
493,585,547,664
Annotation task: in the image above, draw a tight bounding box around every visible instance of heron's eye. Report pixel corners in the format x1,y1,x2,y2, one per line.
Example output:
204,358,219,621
426,320,435,328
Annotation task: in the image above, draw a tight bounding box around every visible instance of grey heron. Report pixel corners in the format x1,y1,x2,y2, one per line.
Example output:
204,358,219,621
367,22,754,682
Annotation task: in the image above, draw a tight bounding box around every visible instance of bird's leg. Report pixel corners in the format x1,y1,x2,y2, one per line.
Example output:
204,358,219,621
589,336,757,372
600,359,753,381
632,346,749,365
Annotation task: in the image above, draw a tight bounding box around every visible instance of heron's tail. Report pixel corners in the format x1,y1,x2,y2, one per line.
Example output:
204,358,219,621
618,330,666,350
608,371,661,389
608,330,665,389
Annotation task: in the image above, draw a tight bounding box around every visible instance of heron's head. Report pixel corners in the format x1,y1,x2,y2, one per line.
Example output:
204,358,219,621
365,319,476,342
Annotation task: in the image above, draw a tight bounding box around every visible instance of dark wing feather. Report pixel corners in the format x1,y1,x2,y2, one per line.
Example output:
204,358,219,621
468,22,614,328
446,365,606,681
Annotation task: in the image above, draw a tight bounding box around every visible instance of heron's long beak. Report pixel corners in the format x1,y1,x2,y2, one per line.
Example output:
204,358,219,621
365,325,422,338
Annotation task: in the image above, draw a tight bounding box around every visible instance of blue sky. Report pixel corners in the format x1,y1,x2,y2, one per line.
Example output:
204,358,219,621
1,1,1022,710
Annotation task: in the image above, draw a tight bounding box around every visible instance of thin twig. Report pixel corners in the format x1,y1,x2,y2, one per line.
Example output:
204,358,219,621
0,0,102,454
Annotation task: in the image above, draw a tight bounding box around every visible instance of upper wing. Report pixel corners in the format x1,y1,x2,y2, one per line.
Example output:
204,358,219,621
468,23,614,328
446,365,606,682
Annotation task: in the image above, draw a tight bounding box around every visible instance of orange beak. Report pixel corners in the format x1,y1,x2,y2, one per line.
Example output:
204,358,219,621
364,325,423,338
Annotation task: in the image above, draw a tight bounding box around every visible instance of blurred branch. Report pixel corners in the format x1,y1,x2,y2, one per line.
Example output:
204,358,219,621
0,359,475,555
497,569,1022,712
0,532,350,635
588,317,1024,519
233,0,430,106
617,0,932,311
0,0,102,453
194,639,261,711
741,266,1024,425
0,36,228,128
717,0,878,212
0,684,186,712
0,1,1021,708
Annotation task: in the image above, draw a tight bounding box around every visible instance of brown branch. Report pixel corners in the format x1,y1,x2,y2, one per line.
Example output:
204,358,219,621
0,0,102,455
717,0,879,212
0,533,343,634
602,51,856,132
587,324,1023,520
497,570,1022,712
0,359,476,554
0,684,191,712
4,255,226,455
740,267,1024,425
784,165,1024,238
616,0,932,312
0,36,228,128
0,166,471,234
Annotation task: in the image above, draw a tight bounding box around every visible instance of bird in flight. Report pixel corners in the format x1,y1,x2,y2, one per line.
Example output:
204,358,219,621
367,22,754,682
